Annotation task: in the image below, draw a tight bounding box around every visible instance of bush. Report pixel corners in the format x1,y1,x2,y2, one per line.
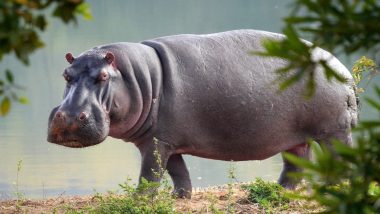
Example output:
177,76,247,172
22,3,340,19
244,178,290,212
284,88,380,213
69,178,176,214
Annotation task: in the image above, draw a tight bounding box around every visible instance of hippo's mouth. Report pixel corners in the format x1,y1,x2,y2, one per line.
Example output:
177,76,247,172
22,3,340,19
55,140,86,148
49,139,103,148
47,134,105,148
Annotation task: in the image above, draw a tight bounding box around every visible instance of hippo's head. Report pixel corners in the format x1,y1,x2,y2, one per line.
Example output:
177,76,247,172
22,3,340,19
47,51,126,148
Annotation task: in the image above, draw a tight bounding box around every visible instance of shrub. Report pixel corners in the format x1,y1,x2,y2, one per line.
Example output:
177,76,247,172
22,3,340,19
244,178,290,212
284,88,380,213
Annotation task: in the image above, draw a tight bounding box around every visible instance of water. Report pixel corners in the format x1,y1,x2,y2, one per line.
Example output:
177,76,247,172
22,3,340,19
0,0,373,200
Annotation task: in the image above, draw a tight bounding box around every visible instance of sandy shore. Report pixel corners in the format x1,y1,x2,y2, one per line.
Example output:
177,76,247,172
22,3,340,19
0,184,310,213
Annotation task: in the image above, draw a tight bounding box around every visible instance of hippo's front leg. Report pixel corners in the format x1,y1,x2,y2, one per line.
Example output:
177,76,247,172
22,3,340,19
136,138,173,188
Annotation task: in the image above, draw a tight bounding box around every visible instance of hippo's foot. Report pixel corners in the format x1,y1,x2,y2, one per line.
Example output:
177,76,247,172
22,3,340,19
172,188,192,199
278,176,299,190
279,143,310,190
167,154,192,199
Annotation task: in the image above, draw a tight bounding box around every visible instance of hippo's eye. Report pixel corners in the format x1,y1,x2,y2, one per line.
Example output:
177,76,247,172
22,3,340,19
98,71,109,81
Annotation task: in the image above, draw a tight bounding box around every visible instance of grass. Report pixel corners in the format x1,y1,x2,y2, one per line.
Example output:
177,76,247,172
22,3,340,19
1,149,318,213
63,178,310,214
243,178,290,213
64,178,176,214
0,179,322,213
14,160,24,201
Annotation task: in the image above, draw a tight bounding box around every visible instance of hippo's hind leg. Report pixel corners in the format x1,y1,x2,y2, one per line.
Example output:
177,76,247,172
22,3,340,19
166,154,192,198
278,143,310,189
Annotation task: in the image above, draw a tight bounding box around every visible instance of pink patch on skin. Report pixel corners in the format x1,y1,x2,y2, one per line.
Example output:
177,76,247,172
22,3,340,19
98,70,109,81
65,53,75,64
105,52,115,64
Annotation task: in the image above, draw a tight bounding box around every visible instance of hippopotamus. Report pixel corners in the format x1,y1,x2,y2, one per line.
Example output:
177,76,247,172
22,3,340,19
47,30,358,198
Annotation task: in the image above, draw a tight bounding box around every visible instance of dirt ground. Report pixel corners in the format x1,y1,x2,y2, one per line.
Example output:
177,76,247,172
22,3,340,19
0,184,310,214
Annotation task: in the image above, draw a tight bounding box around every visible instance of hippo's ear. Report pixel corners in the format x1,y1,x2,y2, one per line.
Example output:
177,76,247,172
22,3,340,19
104,52,115,64
65,53,75,64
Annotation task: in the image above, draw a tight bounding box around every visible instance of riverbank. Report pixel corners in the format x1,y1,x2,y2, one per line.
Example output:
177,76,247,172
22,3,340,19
0,182,319,213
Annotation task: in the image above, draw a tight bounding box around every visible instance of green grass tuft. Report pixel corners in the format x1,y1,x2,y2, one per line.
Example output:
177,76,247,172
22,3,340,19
244,178,290,213
67,178,176,214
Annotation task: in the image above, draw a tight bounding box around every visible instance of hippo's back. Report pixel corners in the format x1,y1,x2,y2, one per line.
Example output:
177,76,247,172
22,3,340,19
142,30,357,161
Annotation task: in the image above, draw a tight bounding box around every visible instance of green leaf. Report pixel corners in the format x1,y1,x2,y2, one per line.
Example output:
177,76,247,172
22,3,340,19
5,70,13,84
285,16,320,24
18,96,29,104
304,70,316,98
374,86,380,98
283,25,306,53
359,121,380,128
321,62,346,82
332,140,356,157
365,97,380,111
309,140,323,157
260,39,286,58
35,15,47,31
283,153,318,171
53,3,77,24
0,97,11,116
279,70,304,91
75,3,93,21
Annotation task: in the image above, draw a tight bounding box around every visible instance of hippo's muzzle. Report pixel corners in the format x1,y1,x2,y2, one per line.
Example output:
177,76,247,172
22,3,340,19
47,105,109,148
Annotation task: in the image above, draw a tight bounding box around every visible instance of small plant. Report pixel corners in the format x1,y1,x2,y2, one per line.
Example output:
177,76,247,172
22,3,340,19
226,162,236,214
152,137,165,180
204,191,224,214
70,138,176,214
352,56,377,84
70,178,176,214
244,178,290,213
13,160,25,202
352,56,378,93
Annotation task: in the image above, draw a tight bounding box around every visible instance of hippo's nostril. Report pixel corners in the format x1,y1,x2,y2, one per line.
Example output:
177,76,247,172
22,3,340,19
55,111,64,119
78,112,88,121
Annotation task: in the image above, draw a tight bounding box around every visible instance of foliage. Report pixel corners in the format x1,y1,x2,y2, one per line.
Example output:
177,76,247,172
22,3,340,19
64,179,175,214
352,56,378,93
0,0,92,116
10,159,25,213
93,179,175,214
284,89,380,213
262,0,380,213
257,0,380,96
204,192,224,214
244,178,290,213
0,69,28,116
286,0,380,54
226,162,236,214
13,160,24,202
68,139,177,213
67,138,176,213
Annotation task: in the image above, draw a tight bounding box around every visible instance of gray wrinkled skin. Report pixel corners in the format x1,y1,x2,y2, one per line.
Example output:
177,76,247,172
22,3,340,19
47,30,358,198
